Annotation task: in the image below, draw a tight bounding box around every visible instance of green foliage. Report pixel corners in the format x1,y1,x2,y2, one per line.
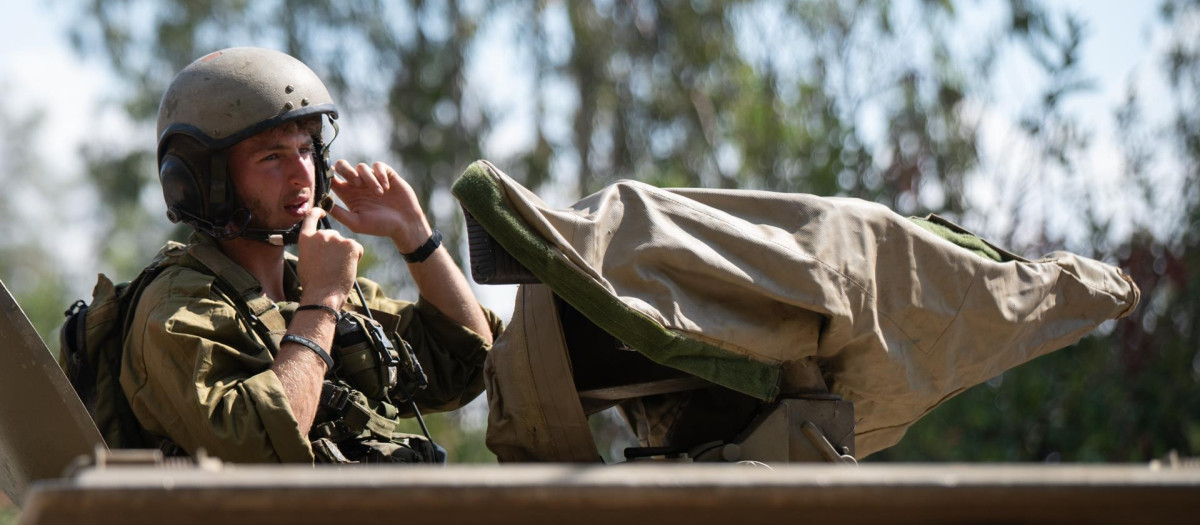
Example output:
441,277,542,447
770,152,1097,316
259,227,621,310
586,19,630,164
882,0,1200,462
59,0,1200,463
394,400,495,463
0,86,72,347
0,498,16,525
67,0,493,282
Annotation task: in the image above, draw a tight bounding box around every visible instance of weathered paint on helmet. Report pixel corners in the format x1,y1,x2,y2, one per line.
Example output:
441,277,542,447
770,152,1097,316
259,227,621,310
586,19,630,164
154,47,338,238
156,47,338,155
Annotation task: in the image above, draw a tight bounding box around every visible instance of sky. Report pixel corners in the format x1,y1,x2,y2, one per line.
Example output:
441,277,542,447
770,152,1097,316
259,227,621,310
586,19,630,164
0,0,1182,442
4,3,116,174
0,0,1179,320
962,0,1178,250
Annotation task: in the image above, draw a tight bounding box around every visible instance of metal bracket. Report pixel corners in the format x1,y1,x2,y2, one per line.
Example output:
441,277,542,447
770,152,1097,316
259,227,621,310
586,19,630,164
63,445,223,478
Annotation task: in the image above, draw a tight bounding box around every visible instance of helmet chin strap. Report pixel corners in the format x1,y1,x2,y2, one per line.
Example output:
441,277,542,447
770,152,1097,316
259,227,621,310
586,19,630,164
238,223,303,246
236,195,336,246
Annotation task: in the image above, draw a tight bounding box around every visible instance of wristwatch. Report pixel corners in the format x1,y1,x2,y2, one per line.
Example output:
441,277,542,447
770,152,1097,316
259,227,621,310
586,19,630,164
402,230,443,263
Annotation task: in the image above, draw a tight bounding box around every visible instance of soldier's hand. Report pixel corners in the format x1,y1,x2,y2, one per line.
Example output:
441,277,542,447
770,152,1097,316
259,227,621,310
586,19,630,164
329,160,433,253
296,207,362,309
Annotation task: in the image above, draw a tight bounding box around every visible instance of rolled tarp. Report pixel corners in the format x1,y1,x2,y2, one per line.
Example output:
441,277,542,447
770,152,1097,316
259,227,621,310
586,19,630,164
453,160,1139,459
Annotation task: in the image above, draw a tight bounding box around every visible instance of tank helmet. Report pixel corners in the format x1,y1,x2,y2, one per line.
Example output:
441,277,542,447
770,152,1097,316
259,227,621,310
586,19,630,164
156,47,339,244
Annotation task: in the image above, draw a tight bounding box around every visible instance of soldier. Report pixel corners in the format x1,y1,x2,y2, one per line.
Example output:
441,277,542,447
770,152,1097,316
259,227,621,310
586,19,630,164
121,47,501,463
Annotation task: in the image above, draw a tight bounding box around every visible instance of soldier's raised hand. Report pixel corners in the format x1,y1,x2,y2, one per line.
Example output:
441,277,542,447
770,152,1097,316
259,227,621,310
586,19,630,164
328,160,433,253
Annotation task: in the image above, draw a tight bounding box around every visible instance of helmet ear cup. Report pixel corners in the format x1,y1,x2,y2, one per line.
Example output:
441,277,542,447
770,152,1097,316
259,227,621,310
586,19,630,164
158,136,208,224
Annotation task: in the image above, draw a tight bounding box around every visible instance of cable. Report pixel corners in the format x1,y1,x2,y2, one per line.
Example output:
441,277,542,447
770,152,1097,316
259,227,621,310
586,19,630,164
319,215,436,448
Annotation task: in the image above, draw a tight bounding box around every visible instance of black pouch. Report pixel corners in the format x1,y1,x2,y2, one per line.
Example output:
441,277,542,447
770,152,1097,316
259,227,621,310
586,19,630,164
313,435,446,464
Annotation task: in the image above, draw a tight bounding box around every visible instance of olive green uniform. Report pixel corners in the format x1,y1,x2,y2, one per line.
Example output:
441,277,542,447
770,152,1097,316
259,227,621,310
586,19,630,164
121,233,501,463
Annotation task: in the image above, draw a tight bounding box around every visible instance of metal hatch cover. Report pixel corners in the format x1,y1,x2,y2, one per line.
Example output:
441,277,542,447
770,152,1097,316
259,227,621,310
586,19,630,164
0,279,105,506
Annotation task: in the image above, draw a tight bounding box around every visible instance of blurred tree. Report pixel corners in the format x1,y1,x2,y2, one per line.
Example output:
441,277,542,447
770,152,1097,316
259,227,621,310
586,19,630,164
66,0,492,284
67,0,502,460
0,493,13,525
0,88,72,343
514,0,990,217
879,0,1200,462
64,0,1196,463
395,403,495,463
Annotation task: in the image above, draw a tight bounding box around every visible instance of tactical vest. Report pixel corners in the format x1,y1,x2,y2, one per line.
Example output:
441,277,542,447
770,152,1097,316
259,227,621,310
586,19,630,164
60,240,439,463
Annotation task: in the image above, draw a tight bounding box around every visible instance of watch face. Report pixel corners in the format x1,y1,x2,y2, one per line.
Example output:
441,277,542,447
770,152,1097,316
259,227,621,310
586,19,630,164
0,280,106,505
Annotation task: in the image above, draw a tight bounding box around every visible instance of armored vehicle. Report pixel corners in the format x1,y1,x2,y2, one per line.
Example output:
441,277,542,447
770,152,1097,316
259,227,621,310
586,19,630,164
3,162,1199,524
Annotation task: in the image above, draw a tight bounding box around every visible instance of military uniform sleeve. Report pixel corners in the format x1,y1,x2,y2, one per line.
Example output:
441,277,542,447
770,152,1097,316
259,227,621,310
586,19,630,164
353,277,504,415
121,267,315,463
399,296,504,413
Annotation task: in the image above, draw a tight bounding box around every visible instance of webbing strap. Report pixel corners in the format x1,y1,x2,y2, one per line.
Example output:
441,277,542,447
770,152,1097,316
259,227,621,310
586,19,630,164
311,438,354,463
209,152,228,212
180,237,402,448
186,241,289,347
315,382,398,441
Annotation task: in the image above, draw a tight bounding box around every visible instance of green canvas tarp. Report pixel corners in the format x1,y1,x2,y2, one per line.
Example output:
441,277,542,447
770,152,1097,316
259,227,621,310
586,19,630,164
453,160,1140,460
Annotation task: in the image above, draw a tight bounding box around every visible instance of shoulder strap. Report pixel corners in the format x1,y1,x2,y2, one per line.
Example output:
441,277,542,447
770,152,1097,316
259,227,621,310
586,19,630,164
312,381,400,442
120,242,188,334
184,241,289,350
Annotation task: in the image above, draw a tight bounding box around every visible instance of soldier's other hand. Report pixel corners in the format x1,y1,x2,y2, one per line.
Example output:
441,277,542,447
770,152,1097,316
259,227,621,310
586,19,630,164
296,207,361,309
329,160,433,252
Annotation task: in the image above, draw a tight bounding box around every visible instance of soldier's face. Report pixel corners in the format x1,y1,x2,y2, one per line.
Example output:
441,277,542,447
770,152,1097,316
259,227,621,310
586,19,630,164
228,126,317,230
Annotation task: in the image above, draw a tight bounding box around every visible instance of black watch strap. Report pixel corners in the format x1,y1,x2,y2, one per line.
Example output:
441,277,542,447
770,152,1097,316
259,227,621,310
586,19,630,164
402,230,443,263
